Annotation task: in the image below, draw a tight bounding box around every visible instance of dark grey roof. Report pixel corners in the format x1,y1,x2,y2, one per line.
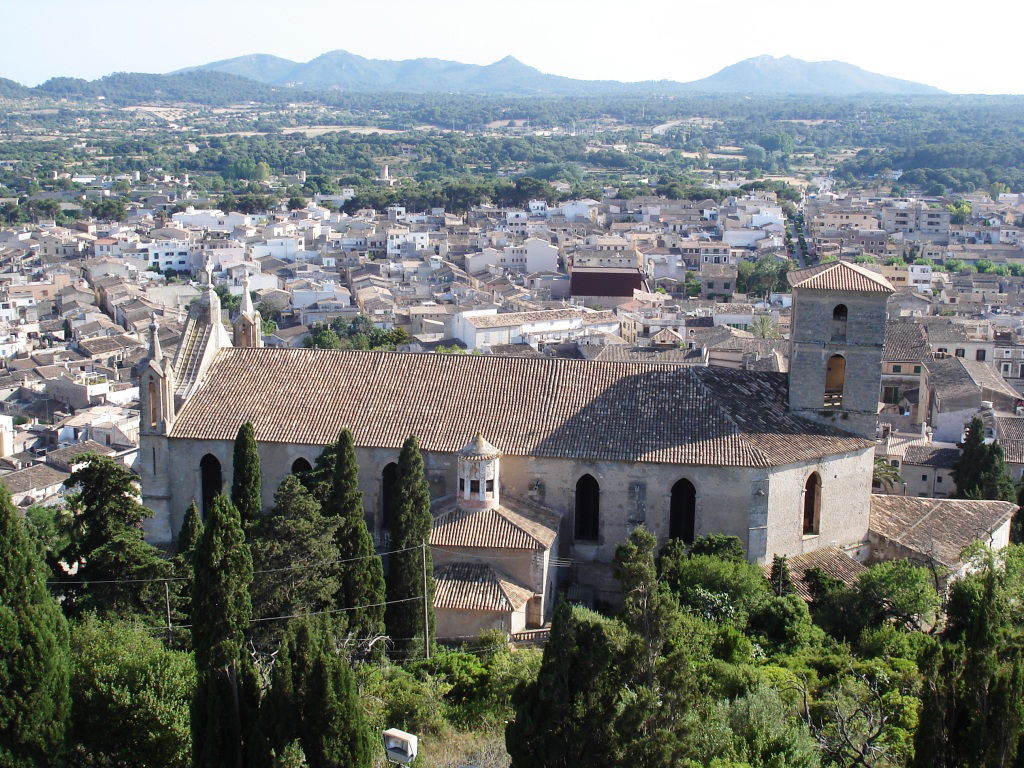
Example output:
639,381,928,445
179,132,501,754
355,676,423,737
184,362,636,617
883,322,931,362
902,444,959,469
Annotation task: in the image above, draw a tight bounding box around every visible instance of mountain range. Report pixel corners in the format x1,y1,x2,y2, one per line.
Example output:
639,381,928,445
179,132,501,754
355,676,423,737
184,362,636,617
176,51,945,96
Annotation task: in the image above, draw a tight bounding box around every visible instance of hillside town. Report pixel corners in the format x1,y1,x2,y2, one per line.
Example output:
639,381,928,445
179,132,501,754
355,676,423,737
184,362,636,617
3,177,1024,505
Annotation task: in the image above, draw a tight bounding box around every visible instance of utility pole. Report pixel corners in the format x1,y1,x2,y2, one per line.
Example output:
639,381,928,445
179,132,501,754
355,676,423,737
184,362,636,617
421,539,430,660
164,580,173,645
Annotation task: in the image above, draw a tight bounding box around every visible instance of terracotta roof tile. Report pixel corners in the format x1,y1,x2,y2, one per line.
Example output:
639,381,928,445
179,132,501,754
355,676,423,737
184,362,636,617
788,261,894,293
431,497,559,550
762,547,867,601
434,562,534,613
169,349,873,468
869,494,1016,568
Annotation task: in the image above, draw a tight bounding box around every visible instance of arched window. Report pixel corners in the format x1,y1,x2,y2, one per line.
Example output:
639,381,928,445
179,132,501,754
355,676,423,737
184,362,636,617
147,379,157,428
574,474,600,541
291,457,312,475
199,454,222,517
831,304,848,342
381,462,398,529
802,472,821,535
669,479,696,543
824,354,846,408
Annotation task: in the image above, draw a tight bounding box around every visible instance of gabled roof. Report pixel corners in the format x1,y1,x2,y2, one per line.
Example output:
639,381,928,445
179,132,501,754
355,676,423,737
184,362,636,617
431,497,559,550
787,261,894,293
169,348,873,468
869,495,1016,569
433,562,534,613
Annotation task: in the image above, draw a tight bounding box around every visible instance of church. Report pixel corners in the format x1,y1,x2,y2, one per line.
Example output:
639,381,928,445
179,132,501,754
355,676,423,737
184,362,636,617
139,261,1015,634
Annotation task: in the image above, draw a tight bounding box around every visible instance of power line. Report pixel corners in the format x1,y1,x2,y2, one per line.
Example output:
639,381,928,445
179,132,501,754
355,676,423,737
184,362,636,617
46,542,424,586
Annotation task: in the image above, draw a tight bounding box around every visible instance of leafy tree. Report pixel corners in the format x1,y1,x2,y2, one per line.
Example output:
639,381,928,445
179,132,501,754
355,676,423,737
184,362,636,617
385,435,434,657
0,483,70,768
69,616,194,768
973,442,1016,502
231,422,262,526
191,494,257,768
687,534,747,562
287,196,307,210
322,430,386,644
249,476,340,648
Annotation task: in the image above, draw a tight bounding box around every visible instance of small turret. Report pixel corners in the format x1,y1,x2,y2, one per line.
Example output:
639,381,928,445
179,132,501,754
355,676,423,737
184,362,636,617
457,433,500,510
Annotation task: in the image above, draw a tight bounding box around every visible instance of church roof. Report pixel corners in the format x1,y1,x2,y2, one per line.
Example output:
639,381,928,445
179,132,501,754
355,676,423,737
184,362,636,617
787,261,894,293
168,348,873,468
433,561,534,613
431,496,559,550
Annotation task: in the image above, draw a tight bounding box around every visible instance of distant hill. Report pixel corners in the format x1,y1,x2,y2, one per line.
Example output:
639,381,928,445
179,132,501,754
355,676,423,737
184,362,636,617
686,55,944,96
176,51,945,96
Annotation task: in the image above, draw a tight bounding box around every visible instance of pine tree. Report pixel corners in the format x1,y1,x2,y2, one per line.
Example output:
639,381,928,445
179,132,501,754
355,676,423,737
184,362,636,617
385,435,434,658
191,494,255,768
769,554,796,596
61,454,170,619
0,483,71,767
232,421,262,526
323,429,385,642
274,741,309,768
953,417,988,498
249,476,341,648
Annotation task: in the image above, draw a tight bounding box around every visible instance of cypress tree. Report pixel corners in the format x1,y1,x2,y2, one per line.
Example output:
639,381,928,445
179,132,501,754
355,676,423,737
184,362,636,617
384,435,434,658
977,442,1016,502
323,429,385,642
249,476,341,648
506,601,631,768
232,421,262,526
0,483,71,767
953,417,988,498
191,494,255,768
171,502,203,632
769,554,796,596
303,653,373,768
258,616,369,768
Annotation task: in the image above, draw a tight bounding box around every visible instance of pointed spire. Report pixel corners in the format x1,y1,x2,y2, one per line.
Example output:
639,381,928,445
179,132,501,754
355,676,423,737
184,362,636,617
240,274,254,316
149,314,162,362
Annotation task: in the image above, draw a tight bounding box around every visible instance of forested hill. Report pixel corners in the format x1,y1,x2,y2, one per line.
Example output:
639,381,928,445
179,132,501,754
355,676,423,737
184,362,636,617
177,51,944,96
23,71,297,105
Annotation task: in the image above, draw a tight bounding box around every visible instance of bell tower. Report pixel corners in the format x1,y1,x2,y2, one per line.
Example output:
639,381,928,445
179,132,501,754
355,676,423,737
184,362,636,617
787,261,894,438
232,274,263,348
140,317,176,547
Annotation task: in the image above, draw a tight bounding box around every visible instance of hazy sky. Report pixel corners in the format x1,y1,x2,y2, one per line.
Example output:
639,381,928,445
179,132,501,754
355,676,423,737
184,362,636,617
3,0,1021,94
